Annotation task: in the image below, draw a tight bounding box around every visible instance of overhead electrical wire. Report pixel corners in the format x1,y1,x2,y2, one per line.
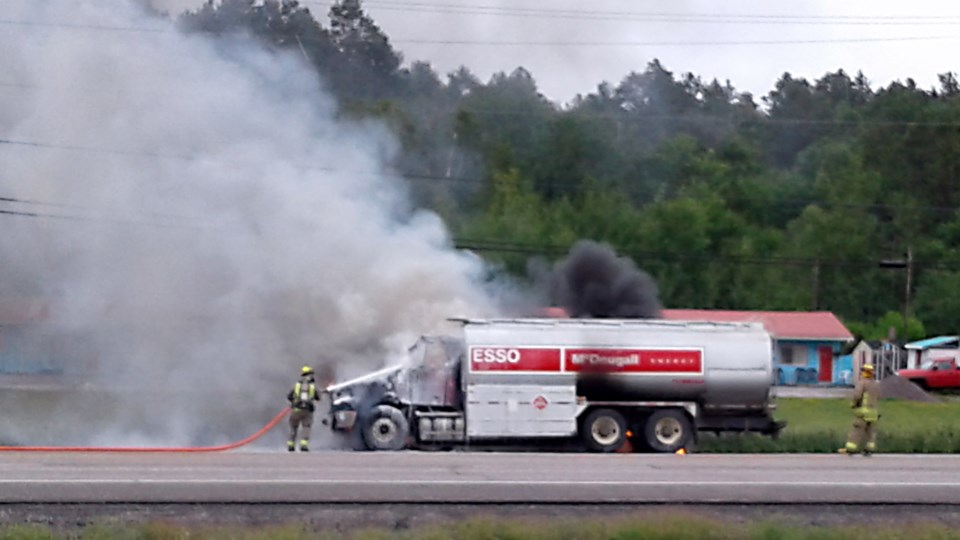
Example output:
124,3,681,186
358,2,960,25
358,1,960,27
0,194,229,232
0,17,956,47
453,237,928,270
0,198,937,271
1,136,958,215
390,36,958,47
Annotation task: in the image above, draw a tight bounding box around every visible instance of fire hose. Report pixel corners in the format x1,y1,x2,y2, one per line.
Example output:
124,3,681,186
0,408,290,453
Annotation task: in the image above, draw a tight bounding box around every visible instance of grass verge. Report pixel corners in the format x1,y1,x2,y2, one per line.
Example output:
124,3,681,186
2,514,959,540
700,397,960,453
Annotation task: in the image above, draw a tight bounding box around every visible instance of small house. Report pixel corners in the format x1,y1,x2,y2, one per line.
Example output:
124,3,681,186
662,309,855,386
0,299,54,374
903,336,960,370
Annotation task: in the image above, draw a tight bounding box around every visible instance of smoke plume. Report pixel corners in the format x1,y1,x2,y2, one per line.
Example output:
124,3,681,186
543,240,662,318
0,0,503,446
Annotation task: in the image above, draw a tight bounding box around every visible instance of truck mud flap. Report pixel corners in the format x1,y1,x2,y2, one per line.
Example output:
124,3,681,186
764,420,788,440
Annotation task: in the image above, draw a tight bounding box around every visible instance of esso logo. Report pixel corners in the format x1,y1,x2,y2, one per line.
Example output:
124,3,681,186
471,348,521,364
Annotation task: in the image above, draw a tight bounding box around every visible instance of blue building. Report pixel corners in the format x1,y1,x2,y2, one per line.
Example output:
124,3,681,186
0,300,62,375
663,309,856,386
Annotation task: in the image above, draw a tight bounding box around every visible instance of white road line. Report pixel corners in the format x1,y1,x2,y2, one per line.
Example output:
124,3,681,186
2,479,960,487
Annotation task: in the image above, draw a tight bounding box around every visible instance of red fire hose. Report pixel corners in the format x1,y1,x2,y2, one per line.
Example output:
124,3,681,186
0,408,290,453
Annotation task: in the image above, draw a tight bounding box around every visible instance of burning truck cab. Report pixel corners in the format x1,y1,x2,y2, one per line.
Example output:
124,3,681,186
327,336,466,450
325,318,785,453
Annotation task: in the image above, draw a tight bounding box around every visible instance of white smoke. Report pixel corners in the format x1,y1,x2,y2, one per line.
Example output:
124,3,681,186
0,0,504,446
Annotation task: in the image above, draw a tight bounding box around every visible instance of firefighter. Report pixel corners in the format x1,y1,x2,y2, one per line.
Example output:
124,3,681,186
287,365,321,452
839,363,879,456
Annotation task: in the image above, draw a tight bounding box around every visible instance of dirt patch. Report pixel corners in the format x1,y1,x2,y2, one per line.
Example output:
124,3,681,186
878,375,940,402
4,503,960,532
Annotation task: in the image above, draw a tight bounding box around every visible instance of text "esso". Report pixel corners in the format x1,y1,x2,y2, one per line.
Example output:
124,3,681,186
471,348,521,364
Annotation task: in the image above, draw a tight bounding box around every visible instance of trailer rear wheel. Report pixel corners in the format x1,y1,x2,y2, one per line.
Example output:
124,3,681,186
581,408,627,453
362,405,409,451
644,409,693,453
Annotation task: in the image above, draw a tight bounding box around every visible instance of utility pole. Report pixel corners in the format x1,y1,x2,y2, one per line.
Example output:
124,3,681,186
811,257,821,310
903,246,913,327
879,247,913,334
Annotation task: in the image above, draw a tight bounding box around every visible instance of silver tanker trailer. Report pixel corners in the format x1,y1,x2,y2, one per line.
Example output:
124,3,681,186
325,318,785,453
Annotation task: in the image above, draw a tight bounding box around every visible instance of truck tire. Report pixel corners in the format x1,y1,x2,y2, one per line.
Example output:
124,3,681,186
581,408,627,453
362,405,409,451
644,409,693,453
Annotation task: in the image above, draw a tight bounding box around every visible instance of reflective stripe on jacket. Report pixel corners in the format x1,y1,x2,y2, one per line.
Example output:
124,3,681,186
290,380,318,411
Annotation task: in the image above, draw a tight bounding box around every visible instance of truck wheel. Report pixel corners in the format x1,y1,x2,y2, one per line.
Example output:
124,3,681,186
362,405,409,451
581,408,627,453
644,409,693,453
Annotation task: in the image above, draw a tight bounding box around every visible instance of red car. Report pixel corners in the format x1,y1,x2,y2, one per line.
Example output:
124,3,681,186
897,358,960,390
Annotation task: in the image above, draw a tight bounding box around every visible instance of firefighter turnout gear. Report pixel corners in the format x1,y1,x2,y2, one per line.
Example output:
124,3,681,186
840,364,879,455
287,369,321,452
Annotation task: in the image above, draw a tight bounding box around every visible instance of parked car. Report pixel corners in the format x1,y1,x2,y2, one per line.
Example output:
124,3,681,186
897,359,960,390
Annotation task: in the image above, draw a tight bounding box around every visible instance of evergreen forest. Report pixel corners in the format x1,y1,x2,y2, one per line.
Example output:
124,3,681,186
178,0,960,340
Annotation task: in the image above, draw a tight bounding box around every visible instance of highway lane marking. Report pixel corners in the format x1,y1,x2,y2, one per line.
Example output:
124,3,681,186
3,480,960,487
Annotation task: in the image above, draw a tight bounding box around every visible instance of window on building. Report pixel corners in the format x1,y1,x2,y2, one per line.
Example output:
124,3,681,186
779,344,807,366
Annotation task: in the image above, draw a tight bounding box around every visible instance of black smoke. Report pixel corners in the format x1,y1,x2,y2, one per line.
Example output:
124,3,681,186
541,240,662,319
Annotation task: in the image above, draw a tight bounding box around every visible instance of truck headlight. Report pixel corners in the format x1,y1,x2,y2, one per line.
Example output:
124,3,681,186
334,409,357,430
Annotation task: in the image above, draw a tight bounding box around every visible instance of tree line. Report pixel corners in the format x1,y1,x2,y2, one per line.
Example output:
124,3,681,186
178,0,960,340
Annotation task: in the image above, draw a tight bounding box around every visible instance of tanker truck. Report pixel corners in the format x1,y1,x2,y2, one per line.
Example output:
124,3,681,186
324,318,784,453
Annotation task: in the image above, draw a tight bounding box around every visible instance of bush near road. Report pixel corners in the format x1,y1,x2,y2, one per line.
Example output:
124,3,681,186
701,398,960,453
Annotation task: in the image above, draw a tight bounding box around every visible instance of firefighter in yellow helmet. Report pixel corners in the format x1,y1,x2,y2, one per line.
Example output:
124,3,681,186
839,363,879,455
286,366,321,452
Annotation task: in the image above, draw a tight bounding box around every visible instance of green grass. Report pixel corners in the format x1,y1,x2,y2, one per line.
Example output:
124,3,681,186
700,397,960,453
2,515,959,540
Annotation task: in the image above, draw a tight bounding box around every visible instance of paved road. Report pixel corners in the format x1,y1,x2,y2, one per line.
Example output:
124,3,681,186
3,452,960,504
774,386,852,399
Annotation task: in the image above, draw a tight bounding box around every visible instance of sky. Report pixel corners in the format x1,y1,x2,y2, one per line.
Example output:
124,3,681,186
154,0,960,103
353,0,960,104
149,1,960,104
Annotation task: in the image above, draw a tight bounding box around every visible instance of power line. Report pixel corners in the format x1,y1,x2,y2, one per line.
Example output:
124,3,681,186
0,198,225,232
360,1,960,27
456,109,960,129
390,36,958,47
0,18,167,33
360,3,960,24
2,136,959,215
0,138,195,161
6,93,960,128
0,194,222,225
453,238,954,271
0,137,461,184
1,18,956,47
0,199,941,270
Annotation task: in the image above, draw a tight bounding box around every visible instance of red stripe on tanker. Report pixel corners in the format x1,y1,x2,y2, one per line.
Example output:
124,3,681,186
468,347,562,372
565,348,703,374
468,346,703,374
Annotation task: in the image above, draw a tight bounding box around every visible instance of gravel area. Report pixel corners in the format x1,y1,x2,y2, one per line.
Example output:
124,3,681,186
775,378,941,403
2,503,960,532
878,376,941,402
